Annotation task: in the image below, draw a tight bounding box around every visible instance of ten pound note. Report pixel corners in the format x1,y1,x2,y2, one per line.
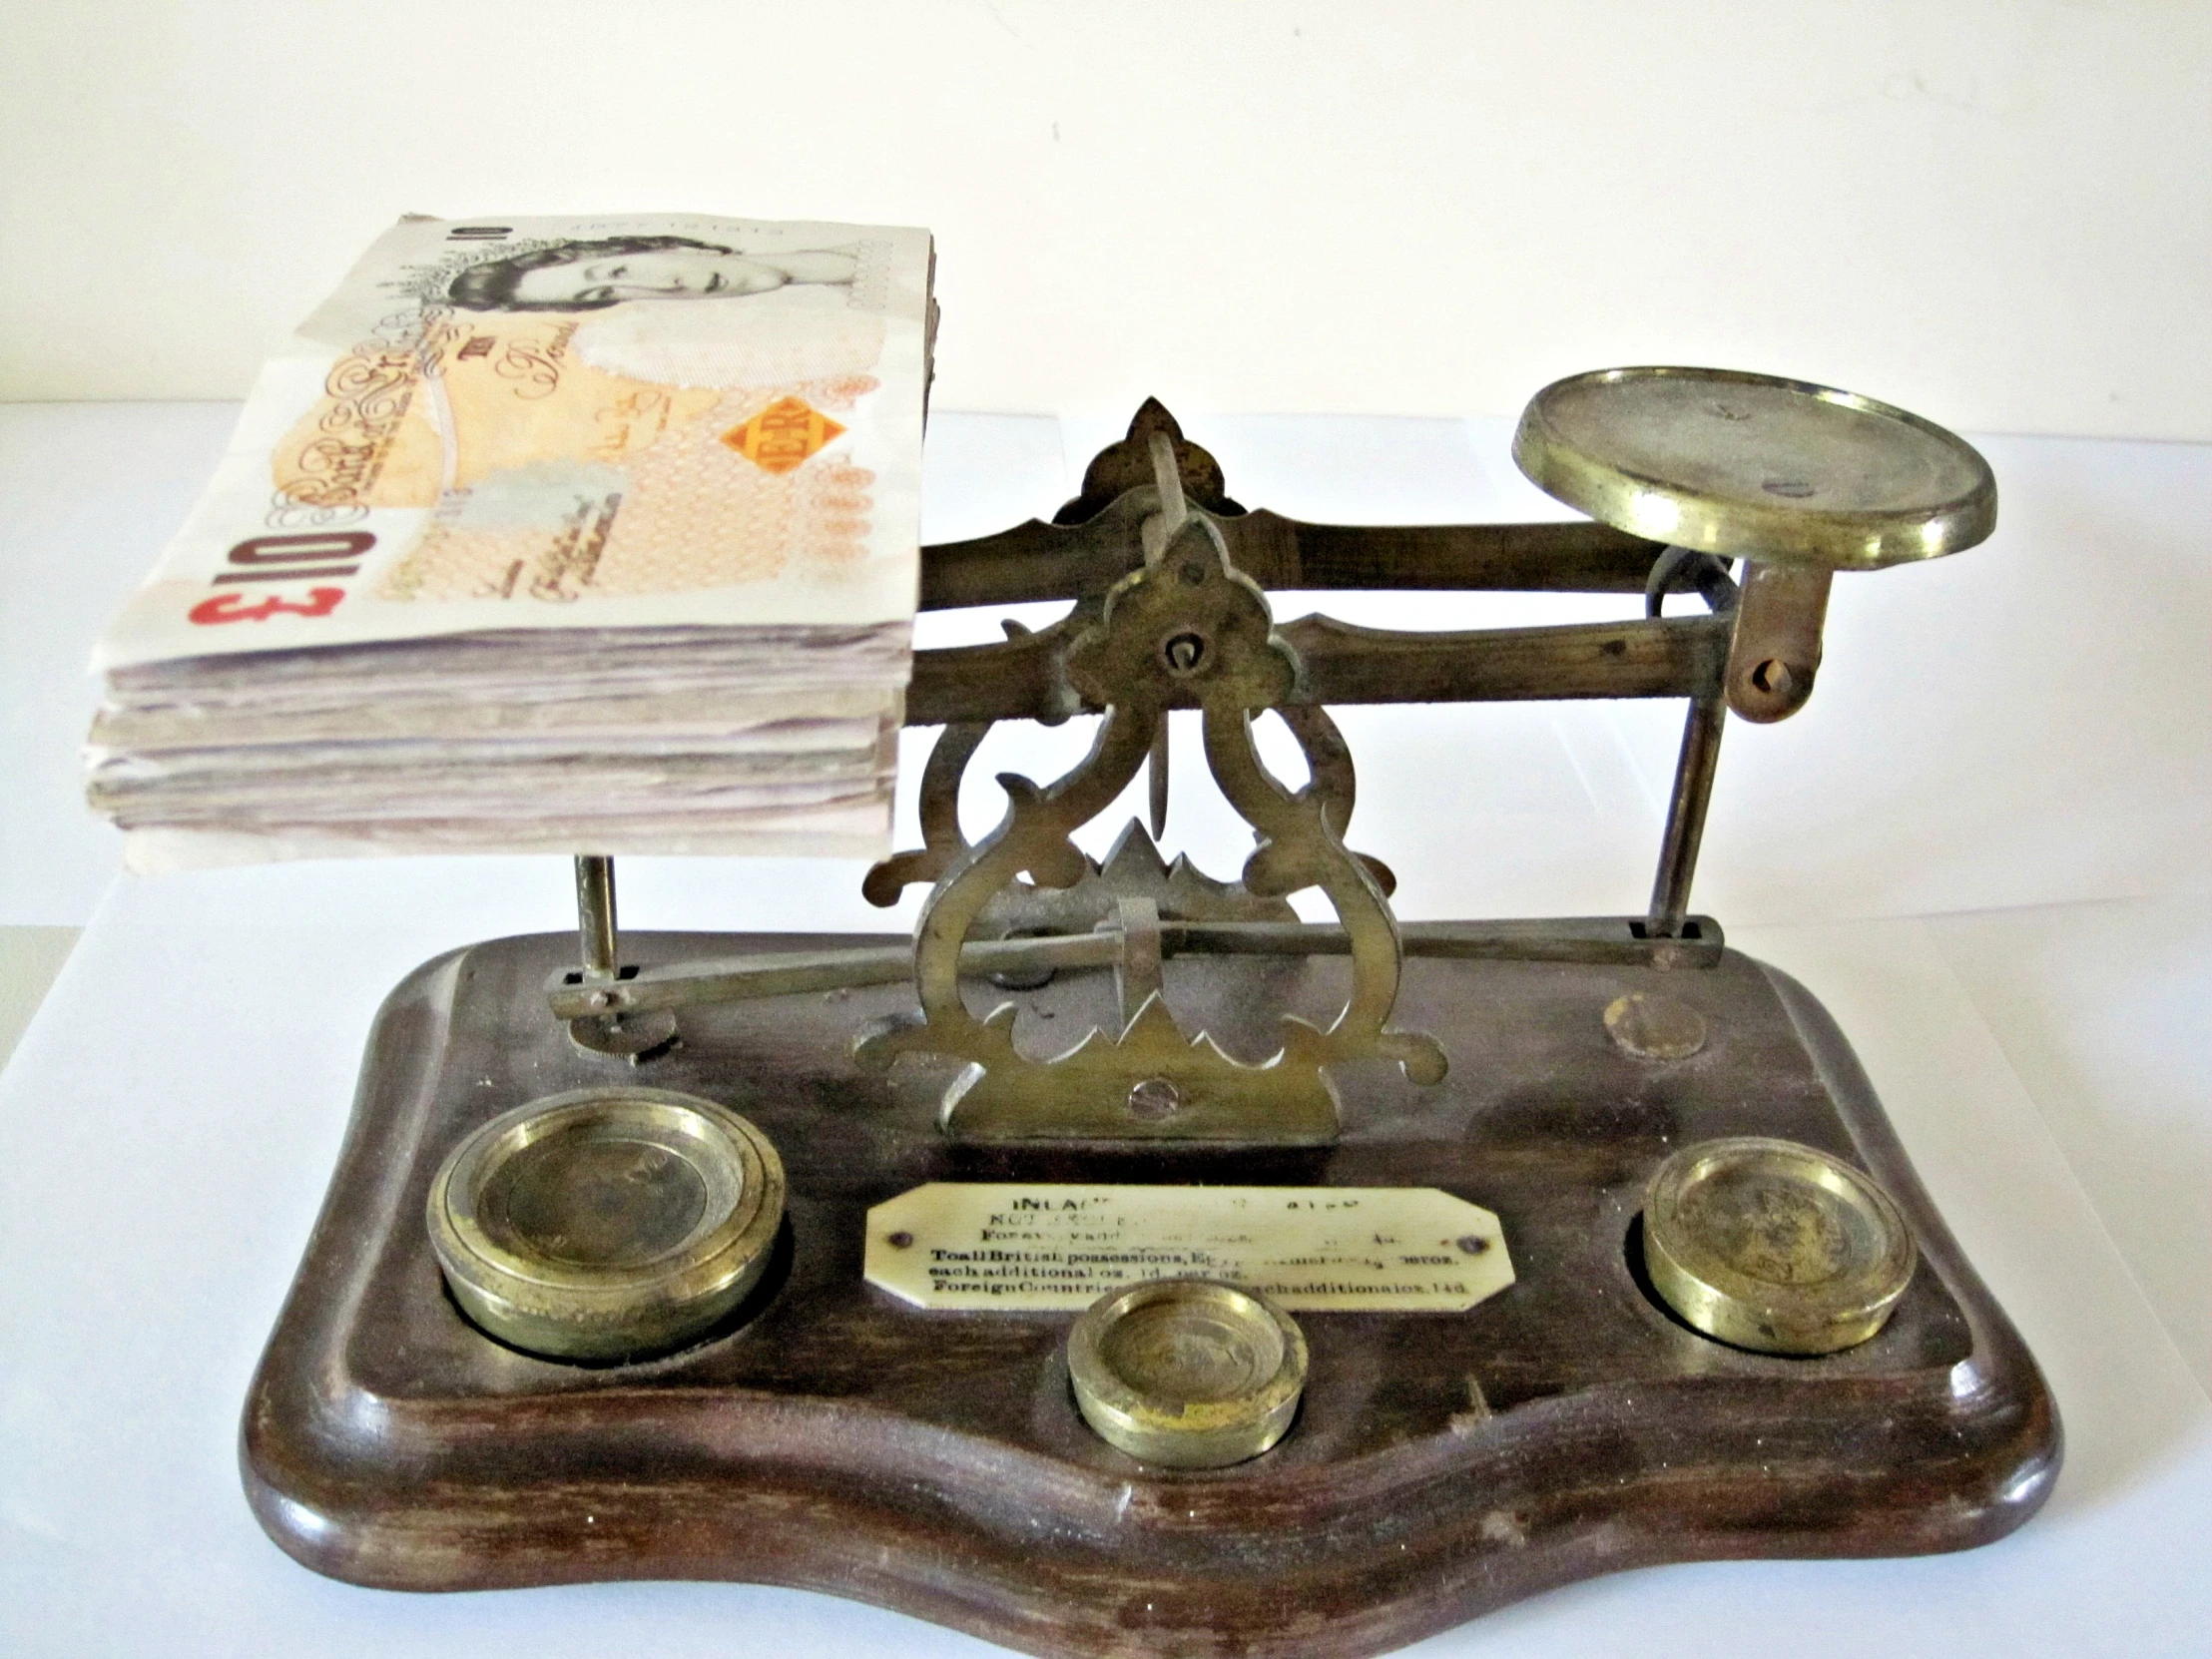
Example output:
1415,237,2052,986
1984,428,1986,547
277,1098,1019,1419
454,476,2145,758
86,213,935,869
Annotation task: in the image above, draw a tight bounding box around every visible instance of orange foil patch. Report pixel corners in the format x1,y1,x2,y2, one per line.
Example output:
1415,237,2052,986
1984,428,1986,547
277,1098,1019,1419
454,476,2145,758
720,397,847,474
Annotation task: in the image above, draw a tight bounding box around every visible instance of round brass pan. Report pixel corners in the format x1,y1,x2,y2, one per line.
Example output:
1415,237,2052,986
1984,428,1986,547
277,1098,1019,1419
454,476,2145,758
1514,365,1995,570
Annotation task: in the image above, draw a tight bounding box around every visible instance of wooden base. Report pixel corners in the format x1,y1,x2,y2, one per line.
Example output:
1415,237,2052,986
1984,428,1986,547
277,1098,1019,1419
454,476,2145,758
243,931,2058,1659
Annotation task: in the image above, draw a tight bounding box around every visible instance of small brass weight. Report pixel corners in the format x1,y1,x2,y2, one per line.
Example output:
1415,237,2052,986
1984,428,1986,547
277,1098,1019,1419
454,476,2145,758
1068,1279,1310,1468
248,367,2057,1659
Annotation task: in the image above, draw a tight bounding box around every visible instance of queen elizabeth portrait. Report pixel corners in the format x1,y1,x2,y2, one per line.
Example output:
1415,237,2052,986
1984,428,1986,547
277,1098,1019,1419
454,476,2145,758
445,236,859,311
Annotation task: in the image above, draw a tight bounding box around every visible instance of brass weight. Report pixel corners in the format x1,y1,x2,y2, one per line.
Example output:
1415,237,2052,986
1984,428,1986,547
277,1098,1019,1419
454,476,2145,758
1641,1136,1916,1356
428,1086,785,1362
1067,1279,1308,1467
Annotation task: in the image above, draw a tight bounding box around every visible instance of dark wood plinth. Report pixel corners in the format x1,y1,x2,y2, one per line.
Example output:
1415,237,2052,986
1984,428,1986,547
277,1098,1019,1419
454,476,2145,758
243,931,2058,1658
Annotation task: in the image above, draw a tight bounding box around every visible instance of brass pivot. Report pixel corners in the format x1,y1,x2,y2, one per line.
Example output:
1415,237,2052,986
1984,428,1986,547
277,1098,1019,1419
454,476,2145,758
564,854,677,1059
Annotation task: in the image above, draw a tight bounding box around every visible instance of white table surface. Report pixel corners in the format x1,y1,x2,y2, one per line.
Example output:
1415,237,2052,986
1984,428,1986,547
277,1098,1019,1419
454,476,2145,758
2,403,2207,1656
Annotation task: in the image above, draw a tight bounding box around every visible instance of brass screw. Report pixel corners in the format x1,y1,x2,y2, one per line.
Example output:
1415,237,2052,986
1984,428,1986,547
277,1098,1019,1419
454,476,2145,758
1127,1078,1183,1121
1161,633,1207,675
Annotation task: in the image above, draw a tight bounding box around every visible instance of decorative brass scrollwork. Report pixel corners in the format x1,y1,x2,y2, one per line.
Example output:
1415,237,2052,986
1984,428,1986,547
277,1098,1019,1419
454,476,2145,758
856,456,1444,1142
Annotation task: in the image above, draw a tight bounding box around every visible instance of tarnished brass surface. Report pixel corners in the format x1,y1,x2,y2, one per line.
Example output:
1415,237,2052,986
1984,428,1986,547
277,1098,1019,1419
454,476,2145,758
1723,561,1833,723
1642,1136,1916,1355
1067,1279,1308,1467
916,395,1664,614
856,494,1444,1143
904,606,1729,727
427,1086,785,1362
547,913,1726,1021
1513,366,1996,570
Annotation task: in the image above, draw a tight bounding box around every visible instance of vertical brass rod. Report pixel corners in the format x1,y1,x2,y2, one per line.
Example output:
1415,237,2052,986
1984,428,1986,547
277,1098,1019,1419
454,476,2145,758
1148,717,1171,836
1147,429,1188,541
1648,696,1726,936
1142,426,1187,830
576,854,619,979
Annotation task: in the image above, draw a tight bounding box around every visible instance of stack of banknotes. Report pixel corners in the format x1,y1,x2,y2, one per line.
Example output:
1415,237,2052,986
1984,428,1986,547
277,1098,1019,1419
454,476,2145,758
86,212,934,869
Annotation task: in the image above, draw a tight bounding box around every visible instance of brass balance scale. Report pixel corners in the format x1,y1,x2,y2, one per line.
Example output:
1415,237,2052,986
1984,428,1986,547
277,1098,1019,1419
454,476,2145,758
244,367,2057,1658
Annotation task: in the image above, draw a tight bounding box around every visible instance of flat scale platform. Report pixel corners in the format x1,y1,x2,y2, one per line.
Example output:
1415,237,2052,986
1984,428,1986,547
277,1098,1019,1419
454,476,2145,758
244,929,2058,1659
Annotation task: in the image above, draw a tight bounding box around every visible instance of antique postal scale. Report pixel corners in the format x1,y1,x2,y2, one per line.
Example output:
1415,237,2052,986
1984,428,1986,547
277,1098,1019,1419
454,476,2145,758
244,367,2059,1656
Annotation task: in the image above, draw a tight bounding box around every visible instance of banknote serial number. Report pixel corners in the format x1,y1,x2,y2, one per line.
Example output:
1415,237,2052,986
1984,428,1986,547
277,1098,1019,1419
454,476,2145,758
188,532,374,626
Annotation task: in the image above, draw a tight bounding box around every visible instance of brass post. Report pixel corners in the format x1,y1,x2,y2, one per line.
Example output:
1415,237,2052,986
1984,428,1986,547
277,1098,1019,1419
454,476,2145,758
1648,695,1726,938
576,854,619,980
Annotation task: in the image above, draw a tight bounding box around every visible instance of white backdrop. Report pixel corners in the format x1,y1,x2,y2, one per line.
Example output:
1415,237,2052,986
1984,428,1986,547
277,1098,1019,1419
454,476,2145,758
3,0,2208,438
5,8,2212,1650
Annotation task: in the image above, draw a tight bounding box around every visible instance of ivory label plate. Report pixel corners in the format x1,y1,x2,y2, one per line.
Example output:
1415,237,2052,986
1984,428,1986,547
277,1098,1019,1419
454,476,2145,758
863,1184,1514,1312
